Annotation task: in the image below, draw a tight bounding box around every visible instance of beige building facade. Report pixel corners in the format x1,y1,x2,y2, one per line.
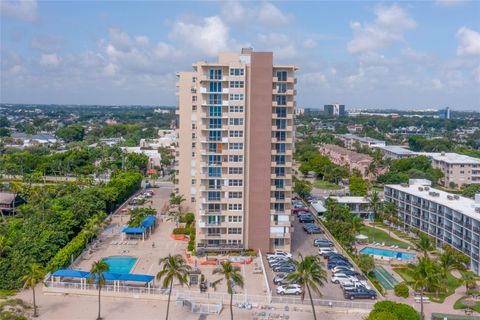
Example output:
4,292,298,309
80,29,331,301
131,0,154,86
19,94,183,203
425,153,480,188
175,49,296,253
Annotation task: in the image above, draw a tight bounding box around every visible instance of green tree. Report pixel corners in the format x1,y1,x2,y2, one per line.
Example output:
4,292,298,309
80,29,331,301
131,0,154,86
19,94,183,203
438,250,462,278
368,301,420,320
415,233,435,258
357,254,375,275
213,261,244,320
56,124,85,142
460,272,476,293
349,176,368,196
369,190,382,223
293,178,312,198
286,254,327,320
156,254,191,320
383,201,399,235
21,263,45,318
89,260,109,320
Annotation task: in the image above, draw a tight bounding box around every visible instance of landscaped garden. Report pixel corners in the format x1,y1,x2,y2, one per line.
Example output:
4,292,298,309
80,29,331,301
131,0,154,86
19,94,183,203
359,225,411,249
313,179,342,190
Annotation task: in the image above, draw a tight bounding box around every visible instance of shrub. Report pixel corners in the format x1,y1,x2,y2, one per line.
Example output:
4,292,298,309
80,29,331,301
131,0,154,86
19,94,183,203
172,228,191,235
368,301,420,320
394,283,409,298
368,274,385,296
187,241,195,252
245,249,257,257
180,212,195,227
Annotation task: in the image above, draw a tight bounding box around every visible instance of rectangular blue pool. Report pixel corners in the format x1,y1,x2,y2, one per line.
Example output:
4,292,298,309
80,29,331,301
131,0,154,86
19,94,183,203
101,256,137,274
360,247,416,260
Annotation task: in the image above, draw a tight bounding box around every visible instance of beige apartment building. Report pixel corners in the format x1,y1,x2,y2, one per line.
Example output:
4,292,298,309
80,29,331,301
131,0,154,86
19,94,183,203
175,49,296,253
423,152,480,188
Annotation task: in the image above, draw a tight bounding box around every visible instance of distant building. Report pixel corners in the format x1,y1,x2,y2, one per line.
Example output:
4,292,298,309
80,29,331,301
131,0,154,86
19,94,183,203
373,145,417,160
418,152,480,188
121,147,161,169
294,108,305,115
0,192,25,215
324,104,346,116
347,124,363,133
9,133,58,148
329,196,370,218
338,134,386,150
439,107,451,119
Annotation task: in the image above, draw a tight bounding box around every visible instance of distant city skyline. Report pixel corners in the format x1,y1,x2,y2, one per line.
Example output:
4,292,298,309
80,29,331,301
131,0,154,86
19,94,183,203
1,0,479,109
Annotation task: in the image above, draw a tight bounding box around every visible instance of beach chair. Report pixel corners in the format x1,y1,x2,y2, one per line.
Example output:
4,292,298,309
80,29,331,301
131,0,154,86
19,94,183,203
381,242,385,246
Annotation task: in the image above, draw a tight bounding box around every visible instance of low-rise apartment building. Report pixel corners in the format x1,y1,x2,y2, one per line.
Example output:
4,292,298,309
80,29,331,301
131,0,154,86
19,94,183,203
338,134,386,150
419,152,480,188
373,145,417,160
329,196,370,218
319,144,376,180
384,179,480,274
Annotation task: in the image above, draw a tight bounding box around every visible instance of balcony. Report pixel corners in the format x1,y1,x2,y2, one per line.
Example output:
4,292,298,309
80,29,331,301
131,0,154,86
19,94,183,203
270,232,291,239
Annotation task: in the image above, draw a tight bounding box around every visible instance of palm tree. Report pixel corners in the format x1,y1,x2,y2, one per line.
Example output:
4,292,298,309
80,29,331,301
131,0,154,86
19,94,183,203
89,260,109,320
408,258,430,320
21,263,45,318
157,254,191,320
213,261,244,320
0,234,12,257
438,250,461,278
383,201,398,236
460,272,476,294
369,190,381,225
169,193,186,216
415,233,435,258
286,254,327,320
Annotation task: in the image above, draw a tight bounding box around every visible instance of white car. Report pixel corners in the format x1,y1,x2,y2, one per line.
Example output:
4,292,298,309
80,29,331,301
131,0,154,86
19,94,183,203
276,284,302,296
318,248,337,256
331,274,357,284
267,250,292,260
331,265,355,273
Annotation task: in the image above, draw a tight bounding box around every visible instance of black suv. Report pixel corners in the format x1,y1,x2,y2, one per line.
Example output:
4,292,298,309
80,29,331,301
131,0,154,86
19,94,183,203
344,289,377,300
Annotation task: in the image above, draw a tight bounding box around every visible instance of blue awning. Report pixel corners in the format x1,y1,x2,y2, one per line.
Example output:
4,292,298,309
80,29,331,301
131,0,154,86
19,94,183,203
141,216,156,228
122,227,145,234
52,269,90,278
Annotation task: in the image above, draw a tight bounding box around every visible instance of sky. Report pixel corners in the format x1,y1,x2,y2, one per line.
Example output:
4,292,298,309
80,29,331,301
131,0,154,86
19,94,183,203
1,0,480,110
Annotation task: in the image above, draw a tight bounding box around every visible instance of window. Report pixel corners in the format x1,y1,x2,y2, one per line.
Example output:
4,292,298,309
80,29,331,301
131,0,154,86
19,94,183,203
276,107,287,117
209,81,222,92
229,143,243,150
275,155,285,165
229,118,244,126
191,197,196,203
208,179,222,190
228,216,243,223
209,130,221,141
228,228,242,234
207,191,221,201
192,96,197,102
192,105,197,111
228,167,243,174
274,239,285,246
276,83,287,93
274,203,285,212
275,119,286,129
192,123,197,130
274,167,285,176
230,94,244,101
192,132,196,139
229,130,243,138
230,68,244,76
228,204,242,211
208,94,222,105
208,167,221,177
208,155,221,165
229,179,243,186
275,143,286,153
209,69,222,80
191,142,196,148
274,179,284,188
229,192,242,199
209,118,222,129
191,179,196,185
276,70,287,81
207,204,221,213
229,81,244,88
192,77,197,83
229,155,243,162
275,95,287,105
209,106,222,117
229,106,244,113
274,191,285,200
228,239,242,244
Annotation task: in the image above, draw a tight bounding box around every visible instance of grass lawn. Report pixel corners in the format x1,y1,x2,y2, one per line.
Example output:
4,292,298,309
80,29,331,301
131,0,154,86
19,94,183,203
313,180,342,190
454,296,480,313
359,225,411,249
393,267,462,303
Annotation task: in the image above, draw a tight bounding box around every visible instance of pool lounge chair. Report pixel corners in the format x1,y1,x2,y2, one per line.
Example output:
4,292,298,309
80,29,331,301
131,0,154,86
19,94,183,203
381,242,385,246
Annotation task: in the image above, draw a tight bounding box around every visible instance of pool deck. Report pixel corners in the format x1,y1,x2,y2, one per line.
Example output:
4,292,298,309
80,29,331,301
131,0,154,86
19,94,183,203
356,243,419,265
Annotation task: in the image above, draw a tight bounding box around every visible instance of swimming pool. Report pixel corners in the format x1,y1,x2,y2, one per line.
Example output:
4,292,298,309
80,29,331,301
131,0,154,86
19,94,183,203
101,256,137,274
360,247,416,260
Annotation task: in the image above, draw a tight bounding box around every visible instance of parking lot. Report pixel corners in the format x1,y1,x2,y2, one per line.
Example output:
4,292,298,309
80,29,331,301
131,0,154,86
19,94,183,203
263,197,377,302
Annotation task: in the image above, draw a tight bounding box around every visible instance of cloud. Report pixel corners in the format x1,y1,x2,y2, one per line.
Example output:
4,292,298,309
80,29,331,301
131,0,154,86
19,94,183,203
257,2,293,27
256,33,298,59
1,0,38,22
39,53,61,67
456,27,480,56
31,35,63,53
347,4,416,54
170,16,231,56
303,38,317,49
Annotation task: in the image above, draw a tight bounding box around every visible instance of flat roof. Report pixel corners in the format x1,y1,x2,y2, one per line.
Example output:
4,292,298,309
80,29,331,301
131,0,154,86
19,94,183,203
420,152,480,165
330,196,369,204
385,183,480,220
375,145,417,155
339,134,385,144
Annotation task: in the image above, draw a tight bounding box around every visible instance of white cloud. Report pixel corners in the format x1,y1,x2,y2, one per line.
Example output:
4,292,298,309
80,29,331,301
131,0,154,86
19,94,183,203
299,71,327,85
40,53,61,67
432,79,444,90
456,27,480,56
347,4,416,54
256,33,298,59
1,0,37,22
257,2,293,27
31,35,64,53
170,16,231,56
221,1,247,25
303,39,317,49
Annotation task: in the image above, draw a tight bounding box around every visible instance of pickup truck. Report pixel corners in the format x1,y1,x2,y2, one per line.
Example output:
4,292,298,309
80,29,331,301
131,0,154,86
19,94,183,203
341,280,371,291
266,250,292,259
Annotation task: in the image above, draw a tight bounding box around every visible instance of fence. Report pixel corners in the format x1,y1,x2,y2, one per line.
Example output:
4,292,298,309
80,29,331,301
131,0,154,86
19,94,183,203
271,296,375,310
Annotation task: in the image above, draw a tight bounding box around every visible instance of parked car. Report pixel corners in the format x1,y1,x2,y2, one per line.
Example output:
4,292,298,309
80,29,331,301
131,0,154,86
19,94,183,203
292,208,309,214
331,273,357,284
267,250,292,259
344,289,377,300
330,265,355,272
270,260,293,269
304,225,322,234
333,269,360,277
313,239,333,247
319,248,338,256
342,283,368,292
276,284,302,296
299,215,314,223
273,273,288,285
273,265,296,273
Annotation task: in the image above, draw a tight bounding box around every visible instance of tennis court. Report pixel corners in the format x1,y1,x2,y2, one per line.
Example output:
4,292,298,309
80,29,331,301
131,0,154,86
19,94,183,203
372,266,399,290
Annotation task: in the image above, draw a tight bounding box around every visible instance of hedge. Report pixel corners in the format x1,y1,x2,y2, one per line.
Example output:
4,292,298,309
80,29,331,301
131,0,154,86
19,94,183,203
394,283,409,298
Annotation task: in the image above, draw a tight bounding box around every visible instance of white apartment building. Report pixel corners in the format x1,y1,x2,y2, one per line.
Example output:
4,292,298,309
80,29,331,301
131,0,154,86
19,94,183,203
176,49,296,253
384,179,480,274
373,145,417,160
422,152,480,188
338,134,386,150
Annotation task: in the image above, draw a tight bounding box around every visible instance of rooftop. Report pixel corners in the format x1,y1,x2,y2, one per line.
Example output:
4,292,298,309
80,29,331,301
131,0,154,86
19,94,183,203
320,144,372,162
339,134,385,145
330,196,370,204
375,145,417,155
386,181,480,220
419,152,480,164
